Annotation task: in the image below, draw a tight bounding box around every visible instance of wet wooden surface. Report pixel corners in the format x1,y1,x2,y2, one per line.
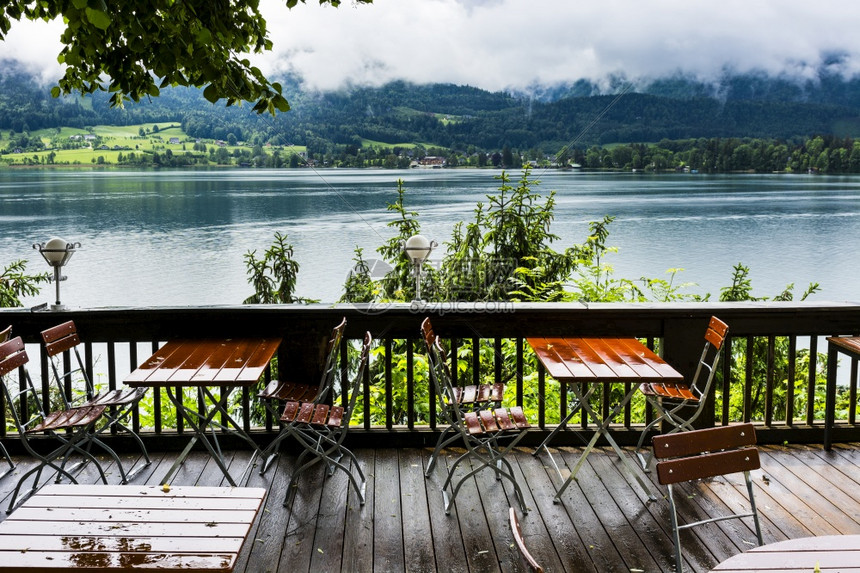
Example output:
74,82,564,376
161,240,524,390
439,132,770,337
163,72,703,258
0,484,265,572
125,338,281,388
710,534,860,572
0,443,858,572
527,337,684,383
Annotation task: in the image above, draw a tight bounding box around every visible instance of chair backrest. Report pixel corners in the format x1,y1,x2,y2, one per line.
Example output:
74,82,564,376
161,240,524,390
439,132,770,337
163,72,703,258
689,316,729,398
0,336,47,433
342,332,372,426
421,322,460,424
314,317,347,402
41,320,93,404
653,423,759,485
0,325,11,344
420,317,435,351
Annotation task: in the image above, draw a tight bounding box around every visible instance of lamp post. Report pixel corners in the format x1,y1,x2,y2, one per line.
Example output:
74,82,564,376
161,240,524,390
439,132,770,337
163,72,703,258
33,237,80,310
402,234,437,302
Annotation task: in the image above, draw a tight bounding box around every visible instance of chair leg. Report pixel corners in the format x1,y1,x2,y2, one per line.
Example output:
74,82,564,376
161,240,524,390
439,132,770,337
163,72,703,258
442,441,528,516
259,429,293,475
0,441,14,480
107,417,152,478
635,411,664,472
666,484,685,573
425,424,459,477
745,471,763,545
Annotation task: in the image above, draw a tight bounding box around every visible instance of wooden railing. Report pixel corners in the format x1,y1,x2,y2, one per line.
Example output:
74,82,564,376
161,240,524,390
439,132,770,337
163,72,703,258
1,301,859,450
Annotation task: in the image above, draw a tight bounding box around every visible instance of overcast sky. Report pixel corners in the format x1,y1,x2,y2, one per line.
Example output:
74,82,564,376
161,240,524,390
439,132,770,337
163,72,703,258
3,0,860,93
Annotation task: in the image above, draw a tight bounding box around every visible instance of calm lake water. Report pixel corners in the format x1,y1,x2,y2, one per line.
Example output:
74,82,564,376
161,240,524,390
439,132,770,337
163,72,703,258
1,168,859,307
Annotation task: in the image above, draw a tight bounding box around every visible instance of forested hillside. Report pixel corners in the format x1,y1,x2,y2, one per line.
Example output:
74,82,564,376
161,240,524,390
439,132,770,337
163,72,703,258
3,62,860,155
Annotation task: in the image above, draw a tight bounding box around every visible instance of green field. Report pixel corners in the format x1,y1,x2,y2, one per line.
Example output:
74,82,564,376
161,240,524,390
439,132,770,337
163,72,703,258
0,123,309,166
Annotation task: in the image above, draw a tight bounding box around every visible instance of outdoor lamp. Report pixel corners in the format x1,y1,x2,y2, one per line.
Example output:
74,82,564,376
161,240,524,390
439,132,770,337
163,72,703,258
402,234,437,302
33,237,80,310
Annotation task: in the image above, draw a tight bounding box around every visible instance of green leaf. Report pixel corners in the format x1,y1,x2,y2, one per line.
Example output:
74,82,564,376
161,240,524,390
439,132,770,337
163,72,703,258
202,84,220,104
195,28,212,45
50,86,61,98
85,7,111,30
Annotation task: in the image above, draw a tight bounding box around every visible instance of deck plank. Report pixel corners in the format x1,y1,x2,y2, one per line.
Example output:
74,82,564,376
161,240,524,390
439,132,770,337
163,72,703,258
341,448,375,573
0,443,858,572
373,448,406,572
399,449,437,573
437,448,503,573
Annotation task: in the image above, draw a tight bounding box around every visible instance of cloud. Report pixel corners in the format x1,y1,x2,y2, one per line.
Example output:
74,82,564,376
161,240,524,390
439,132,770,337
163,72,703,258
257,0,860,92
3,0,860,93
0,17,65,84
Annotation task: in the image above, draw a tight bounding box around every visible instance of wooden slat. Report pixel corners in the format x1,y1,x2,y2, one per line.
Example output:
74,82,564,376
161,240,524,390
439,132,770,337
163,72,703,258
0,551,236,571
653,423,757,459
310,404,329,425
0,535,245,553
296,402,314,423
656,447,760,485
460,385,477,404
479,410,499,432
10,507,260,524
327,405,344,428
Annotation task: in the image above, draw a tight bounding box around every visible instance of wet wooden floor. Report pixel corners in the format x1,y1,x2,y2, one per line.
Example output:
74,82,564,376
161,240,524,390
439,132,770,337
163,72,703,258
1,442,859,572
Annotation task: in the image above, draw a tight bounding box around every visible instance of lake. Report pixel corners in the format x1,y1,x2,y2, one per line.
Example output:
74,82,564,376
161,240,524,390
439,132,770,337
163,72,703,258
1,168,859,307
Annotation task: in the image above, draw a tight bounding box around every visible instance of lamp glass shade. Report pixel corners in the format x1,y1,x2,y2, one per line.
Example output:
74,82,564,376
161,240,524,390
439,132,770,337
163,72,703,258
404,234,432,263
42,237,71,265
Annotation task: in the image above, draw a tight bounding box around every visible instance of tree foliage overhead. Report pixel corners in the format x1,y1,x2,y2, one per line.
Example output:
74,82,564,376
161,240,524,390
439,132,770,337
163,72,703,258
0,0,371,114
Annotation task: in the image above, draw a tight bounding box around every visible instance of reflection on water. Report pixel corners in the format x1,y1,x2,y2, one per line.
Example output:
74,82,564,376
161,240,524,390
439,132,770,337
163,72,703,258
1,169,859,306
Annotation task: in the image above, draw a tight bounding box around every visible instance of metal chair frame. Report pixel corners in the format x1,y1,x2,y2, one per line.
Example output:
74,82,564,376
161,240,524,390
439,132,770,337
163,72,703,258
0,325,15,480
279,332,372,507
420,317,505,477
41,320,151,479
0,336,127,513
424,330,530,515
654,423,763,573
636,316,729,470
257,317,347,474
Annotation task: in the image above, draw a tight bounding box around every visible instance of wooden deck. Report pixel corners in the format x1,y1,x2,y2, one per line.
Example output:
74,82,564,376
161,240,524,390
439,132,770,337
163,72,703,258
1,442,859,572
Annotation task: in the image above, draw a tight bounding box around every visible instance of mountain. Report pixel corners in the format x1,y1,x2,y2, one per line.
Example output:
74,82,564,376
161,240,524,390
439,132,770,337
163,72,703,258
3,62,860,152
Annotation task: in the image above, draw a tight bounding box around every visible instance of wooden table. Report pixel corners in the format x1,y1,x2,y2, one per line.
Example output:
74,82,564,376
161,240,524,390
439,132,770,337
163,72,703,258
126,338,281,486
0,484,266,572
528,337,684,503
710,535,860,572
824,336,860,450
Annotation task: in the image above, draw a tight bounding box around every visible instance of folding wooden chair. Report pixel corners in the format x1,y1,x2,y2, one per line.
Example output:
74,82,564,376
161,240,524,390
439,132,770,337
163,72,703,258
0,336,128,513
41,320,151,479
420,317,505,477
257,317,346,474
0,325,14,479
279,331,372,507
424,329,530,514
654,423,763,573
636,316,729,470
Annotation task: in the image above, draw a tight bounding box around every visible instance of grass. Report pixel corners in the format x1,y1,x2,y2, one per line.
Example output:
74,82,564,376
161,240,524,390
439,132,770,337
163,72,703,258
0,123,265,166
